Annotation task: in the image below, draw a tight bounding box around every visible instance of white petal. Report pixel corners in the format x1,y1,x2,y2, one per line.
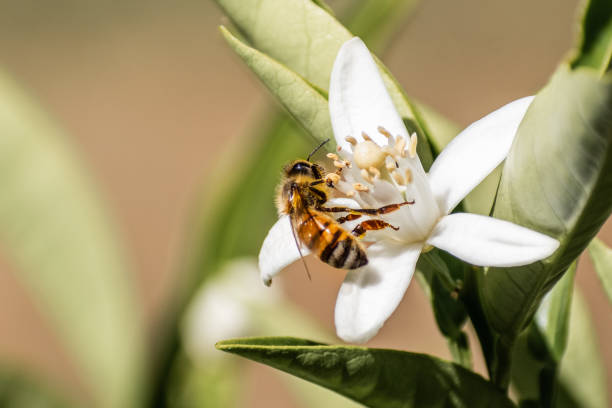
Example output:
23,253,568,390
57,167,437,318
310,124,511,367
258,215,309,286
428,96,534,215
426,213,559,267
334,240,422,343
329,37,408,152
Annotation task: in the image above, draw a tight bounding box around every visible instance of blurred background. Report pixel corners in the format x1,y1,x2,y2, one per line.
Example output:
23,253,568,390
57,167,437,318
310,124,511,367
0,0,610,406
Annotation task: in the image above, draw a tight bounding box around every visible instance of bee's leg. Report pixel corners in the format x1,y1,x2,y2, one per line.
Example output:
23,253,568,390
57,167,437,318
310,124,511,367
352,219,399,238
336,213,361,224
309,179,324,187
319,200,414,215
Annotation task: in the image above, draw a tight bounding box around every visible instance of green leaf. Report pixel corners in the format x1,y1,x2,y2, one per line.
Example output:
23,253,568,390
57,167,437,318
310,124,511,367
557,289,608,408
588,237,612,304
533,262,576,362
220,26,333,144
571,0,612,74
482,65,612,340
0,73,145,407
217,337,514,408
0,369,70,408
214,0,435,166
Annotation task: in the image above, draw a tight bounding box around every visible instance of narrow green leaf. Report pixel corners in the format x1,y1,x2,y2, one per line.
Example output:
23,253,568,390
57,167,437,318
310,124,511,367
588,237,612,304
571,0,612,74
214,0,435,163
482,65,612,339
0,73,145,407
217,337,514,408
557,289,608,408
220,26,333,144
533,262,576,362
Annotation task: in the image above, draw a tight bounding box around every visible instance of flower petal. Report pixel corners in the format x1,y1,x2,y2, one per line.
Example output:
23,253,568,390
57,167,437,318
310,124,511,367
329,37,408,152
426,213,559,267
334,240,422,343
428,96,534,214
258,215,309,286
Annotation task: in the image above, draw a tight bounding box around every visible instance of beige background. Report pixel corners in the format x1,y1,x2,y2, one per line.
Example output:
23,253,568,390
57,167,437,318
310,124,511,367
0,0,610,406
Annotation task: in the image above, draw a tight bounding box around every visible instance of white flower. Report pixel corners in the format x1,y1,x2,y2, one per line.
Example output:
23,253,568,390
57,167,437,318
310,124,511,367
258,37,559,343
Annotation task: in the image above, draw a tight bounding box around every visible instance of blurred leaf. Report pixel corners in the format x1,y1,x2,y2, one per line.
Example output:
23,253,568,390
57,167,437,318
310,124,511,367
533,262,576,362
0,369,70,408
217,337,514,408
512,283,608,408
0,73,144,407
220,26,333,144
482,65,612,340
571,0,612,74
588,237,612,304
213,0,436,164
557,289,608,408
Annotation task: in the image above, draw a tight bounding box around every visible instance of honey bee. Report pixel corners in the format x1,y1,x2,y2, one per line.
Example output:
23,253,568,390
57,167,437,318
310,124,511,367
276,142,412,272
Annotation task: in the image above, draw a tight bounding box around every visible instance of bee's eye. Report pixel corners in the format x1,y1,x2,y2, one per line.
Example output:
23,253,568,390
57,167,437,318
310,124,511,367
289,162,312,176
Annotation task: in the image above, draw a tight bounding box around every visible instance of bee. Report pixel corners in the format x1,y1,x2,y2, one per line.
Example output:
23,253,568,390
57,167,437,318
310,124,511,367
276,140,412,273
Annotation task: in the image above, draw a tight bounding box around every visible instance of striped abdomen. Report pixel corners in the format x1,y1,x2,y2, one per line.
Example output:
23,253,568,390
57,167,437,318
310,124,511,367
294,210,368,269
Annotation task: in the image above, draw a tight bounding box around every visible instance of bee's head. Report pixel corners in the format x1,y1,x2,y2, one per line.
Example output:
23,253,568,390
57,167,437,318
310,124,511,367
285,160,322,179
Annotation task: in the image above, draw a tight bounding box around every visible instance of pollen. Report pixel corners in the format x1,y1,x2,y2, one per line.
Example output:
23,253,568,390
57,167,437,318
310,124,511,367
409,133,418,158
353,183,369,192
377,126,392,138
326,173,340,184
326,153,339,161
353,140,386,170
361,131,372,141
345,136,357,145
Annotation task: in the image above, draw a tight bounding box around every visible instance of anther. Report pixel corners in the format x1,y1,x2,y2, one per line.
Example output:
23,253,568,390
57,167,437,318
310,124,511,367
391,170,405,185
377,126,392,138
353,183,369,192
395,137,406,156
368,166,381,179
409,133,418,158
346,190,356,198
385,156,396,170
345,136,357,145
361,131,372,141
405,169,413,184
334,160,346,168
326,153,339,161
337,145,342,152
360,169,372,183
326,173,340,184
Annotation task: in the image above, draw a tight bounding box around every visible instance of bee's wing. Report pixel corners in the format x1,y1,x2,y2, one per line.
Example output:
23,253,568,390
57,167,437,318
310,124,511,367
288,213,312,281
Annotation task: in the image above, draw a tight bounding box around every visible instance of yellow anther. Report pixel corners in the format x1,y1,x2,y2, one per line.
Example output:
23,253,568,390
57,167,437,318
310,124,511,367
409,133,418,158
345,136,357,145
361,131,372,141
395,137,406,156
326,173,340,184
391,170,405,185
353,183,369,192
405,169,413,184
377,126,392,138
334,160,346,168
326,153,339,161
360,169,372,183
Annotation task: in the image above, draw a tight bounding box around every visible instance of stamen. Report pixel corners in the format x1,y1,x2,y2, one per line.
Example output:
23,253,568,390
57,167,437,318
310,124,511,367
353,183,369,192
345,136,357,145
325,173,340,184
337,145,342,152
395,137,406,157
346,190,356,198
334,160,346,168
361,131,372,141
391,170,405,185
405,169,413,184
326,153,339,161
385,156,396,170
360,169,372,183
368,166,381,179
409,133,418,158
377,126,392,138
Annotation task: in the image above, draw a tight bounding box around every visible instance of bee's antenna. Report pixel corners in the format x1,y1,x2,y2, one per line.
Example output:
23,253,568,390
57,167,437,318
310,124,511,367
307,139,330,162
287,215,312,282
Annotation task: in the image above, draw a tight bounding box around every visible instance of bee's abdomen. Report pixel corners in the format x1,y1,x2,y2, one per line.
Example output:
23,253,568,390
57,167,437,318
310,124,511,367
298,215,367,269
